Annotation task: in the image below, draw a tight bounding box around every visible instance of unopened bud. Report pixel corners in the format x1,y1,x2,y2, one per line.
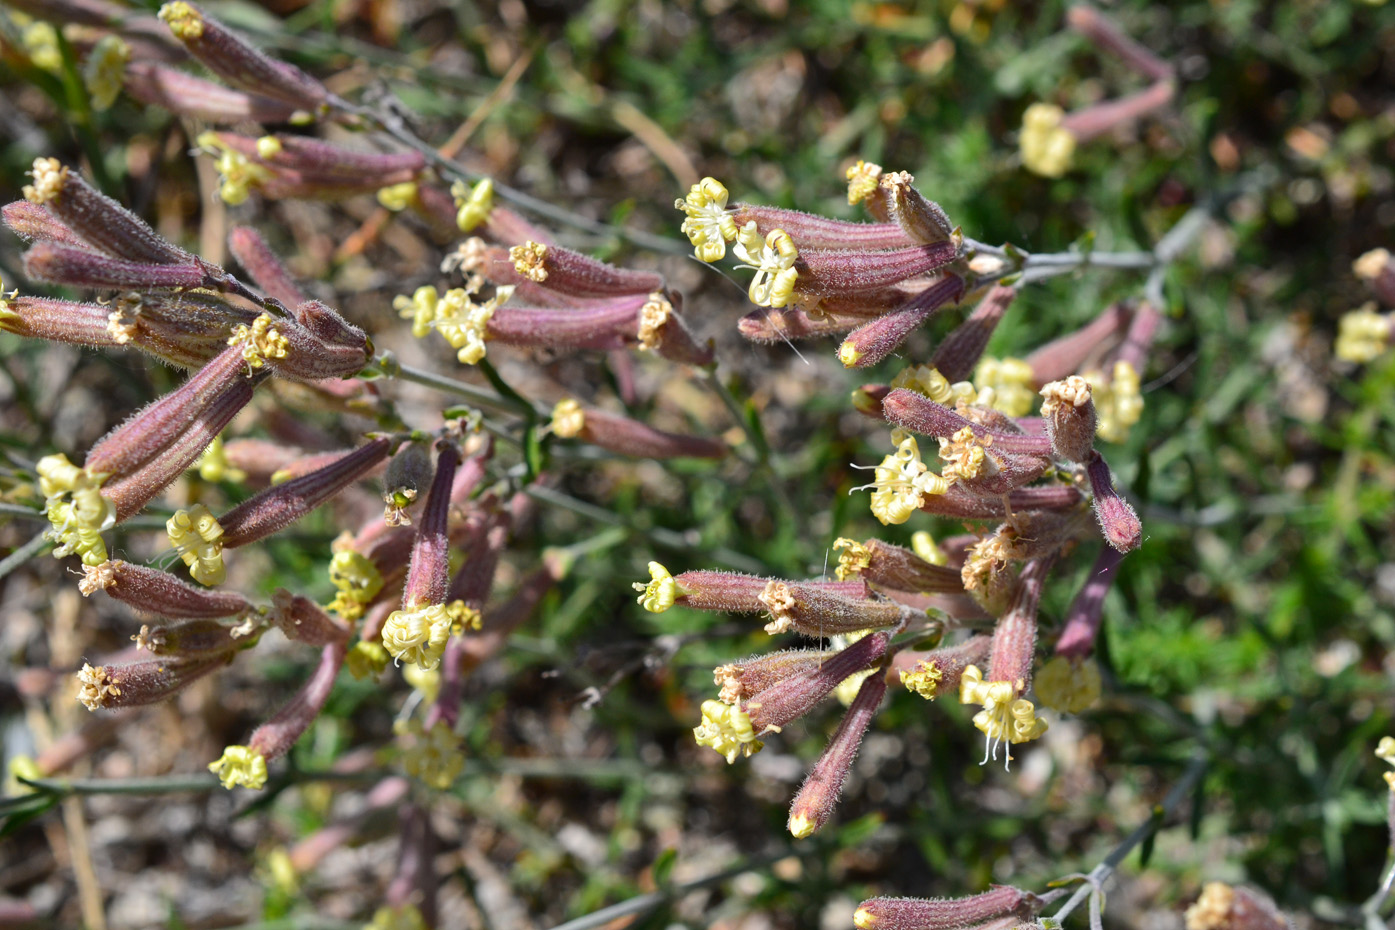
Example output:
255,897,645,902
217,438,392,549
1067,5,1175,83
714,648,836,704
159,3,329,111
1055,545,1123,658
132,617,257,657
787,671,887,838
634,564,868,614
838,276,966,368
986,557,1055,688
930,284,1015,382
401,444,461,610
124,61,301,124
729,202,915,251
1086,453,1142,552
745,631,889,734
853,886,1042,930
551,401,726,460
799,239,962,300
508,240,664,298
23,241,209,291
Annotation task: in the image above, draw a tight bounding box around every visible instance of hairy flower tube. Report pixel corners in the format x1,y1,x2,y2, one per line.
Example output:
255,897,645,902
787,671,887,838
676,177,739,262
79,559,251,619
78,654,230,712
854,885,1045,930
693,698,762,763
550,399,727,460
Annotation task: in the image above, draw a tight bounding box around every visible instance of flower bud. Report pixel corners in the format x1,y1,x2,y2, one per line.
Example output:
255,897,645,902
85,343,253,482
1067,5,1175,82
551,400,727,460
77,654,228,711
729,202,916,251
508,240,665,298
216,437,392,549
634,563,869,614
745,631,889,734
877,171,955,245
79,559,252,618
845,159,889,219
638,291,714,366
23,241,210,291
799,239,962,299
838,276,967,368
1023,301,1132,383
832,538,963,594
759,580,909,636
1056,545,1124,659
227,226,307,309
930,284,1015,383
2,200,91,248
268,589,351,646
1059,81,1175,144
0,293,129,352
123,61,301,124
22,158,190,265
853,886,1043,930
264,301,370,382
1086,452,1142,552
158,3,330,111
100,373,260,523
893,635,992,700
1039,376,1098,462
787,670,886,838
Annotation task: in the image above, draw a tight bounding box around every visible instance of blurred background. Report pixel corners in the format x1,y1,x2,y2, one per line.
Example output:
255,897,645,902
1,0,1394,927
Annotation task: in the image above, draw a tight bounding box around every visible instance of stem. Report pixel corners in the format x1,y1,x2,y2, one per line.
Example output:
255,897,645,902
373,356,538,418
0,532,53,583
1050,749,1209,924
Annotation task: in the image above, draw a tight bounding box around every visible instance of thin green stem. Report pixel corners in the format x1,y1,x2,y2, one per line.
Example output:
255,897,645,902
1049,749,1209,925
0,531,52,582
371,355,536,418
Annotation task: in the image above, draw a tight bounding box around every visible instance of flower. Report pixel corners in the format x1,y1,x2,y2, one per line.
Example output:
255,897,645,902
845,160,883,205
1083,360,1144,443
733,223,799,309
375,181,418,211
1020,103,1076,178
431,279,512,365
209,744,268,789
397,718,465,789
38,453,115,566
196,131,272,206
693,699,763,763
633,561,678,613
167,504,226,586
326,545,384,620
452,178,494,232
861,436,949,526
937,426,989,481
1376,736,1395,790
550,398,587,439
83,36,130,111
973,356,1037,416
891,364,976,406
228,313,289,370
832,538,871,581
345,641,390,679
676,177,738,262
380,603,453,670
393,285,440,339
1034,655,1101,713
959,665,1048,768
1336,303,1390,363
900,660,944,699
